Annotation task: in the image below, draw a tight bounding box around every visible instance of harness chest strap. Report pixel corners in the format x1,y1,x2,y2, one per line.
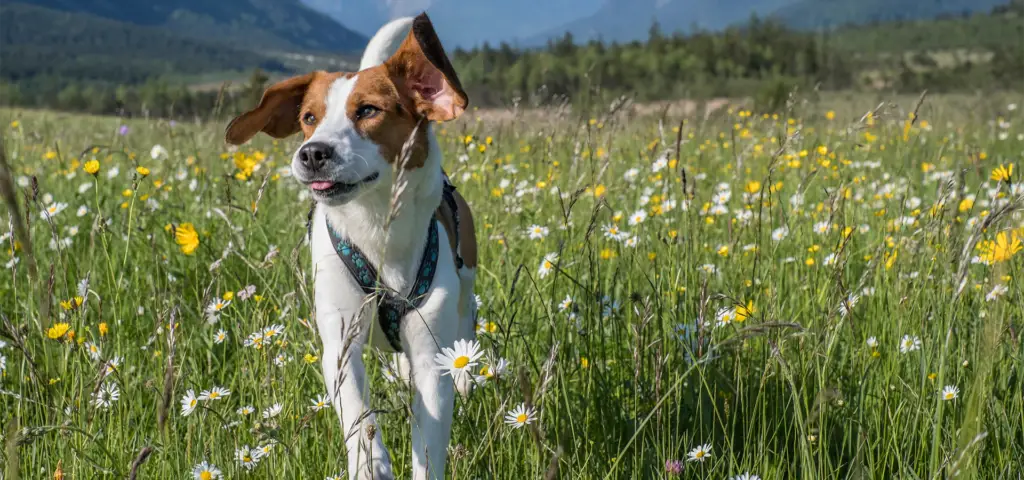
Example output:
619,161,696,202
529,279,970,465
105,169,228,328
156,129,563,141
326,216,440,352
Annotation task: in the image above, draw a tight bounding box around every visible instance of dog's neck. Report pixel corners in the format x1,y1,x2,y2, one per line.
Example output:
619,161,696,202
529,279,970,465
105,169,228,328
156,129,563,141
321,127,443,293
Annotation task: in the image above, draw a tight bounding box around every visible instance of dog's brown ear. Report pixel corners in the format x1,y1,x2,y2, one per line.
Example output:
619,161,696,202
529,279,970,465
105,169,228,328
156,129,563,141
384,13,467,122
225,73,316,145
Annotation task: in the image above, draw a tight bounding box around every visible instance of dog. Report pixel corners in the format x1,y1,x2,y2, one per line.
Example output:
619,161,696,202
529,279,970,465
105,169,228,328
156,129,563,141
225,14,477,480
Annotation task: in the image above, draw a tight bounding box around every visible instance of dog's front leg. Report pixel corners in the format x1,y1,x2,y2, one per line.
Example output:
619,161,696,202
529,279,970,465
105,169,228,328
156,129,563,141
320,312,394,480
404,305,457,480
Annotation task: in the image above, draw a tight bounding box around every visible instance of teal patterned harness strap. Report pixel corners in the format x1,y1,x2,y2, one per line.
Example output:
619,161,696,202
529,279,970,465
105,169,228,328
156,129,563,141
326,218,440,352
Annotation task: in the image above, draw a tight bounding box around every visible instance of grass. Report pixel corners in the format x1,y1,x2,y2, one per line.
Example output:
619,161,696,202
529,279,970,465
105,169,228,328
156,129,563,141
0,93,1022,479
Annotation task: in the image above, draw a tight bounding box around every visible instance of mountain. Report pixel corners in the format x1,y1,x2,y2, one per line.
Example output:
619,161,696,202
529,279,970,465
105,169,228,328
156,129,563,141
303,0,1012,48
771,0,1010,29
19,0,367,53
302,0,602,48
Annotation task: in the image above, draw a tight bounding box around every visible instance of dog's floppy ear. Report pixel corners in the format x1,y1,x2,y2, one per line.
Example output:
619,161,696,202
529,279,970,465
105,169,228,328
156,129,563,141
225,73,315,145
384,13,467,122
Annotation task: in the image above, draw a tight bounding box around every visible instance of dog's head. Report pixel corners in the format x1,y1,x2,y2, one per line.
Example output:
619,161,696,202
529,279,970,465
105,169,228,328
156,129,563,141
225,14,466,206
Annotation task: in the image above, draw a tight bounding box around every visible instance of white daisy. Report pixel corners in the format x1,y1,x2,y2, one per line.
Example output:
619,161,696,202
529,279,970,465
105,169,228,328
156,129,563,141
537,253,558,278
204,299,230,324
40,202,68,220
623,168,640,182
106,166,120,179
76,205,89,217
899,334,922,354
628,209,648,226
180,389,199,416
687,443,712,462
199,386,230,401
985,284,1008,302
866,336,879,349
237,405,254,416
434,338,483,380
558,295,573,312
83,341,102,361
192,461,221,479
310,394,331,412
235,445,261,471
213,329,226,344
652,155,668,172
262,403,283,419
474,357,510,385
526,224,549,240
150,144,169,160
731,473,761,480
941,385,959,401
813,221,831,235
92,382,120,409
771,226,789,241
262,324,285,340
838,294,861,317
504,403,537,428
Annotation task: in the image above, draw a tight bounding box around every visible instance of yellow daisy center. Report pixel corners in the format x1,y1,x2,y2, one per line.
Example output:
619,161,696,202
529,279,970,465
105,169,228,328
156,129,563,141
200,471,212,480
453,355,469,369
209,392,219,398
543,261,552,269
944,393,954,399
479,365,490,376
695,451,705,458
516,413,528,423
189,399,197,408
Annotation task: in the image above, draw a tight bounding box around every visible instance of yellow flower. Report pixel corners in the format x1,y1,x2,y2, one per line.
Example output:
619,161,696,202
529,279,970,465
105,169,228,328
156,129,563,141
580,357,589,369
958,198,974,212
817,145,828,156
175,223,200,255
47,323,70,340
304,353,319,364
44,150,58,160
593,184,607,197
978,231,1022,264
745,180,761,194
825,111,835,121
223,291,234,301
990,164,1013,183
136,166,150,176
122,189,133,197
98,323,109,337
600,248,614,260
735,301,756,322
10,120,19,128
84,160,100,175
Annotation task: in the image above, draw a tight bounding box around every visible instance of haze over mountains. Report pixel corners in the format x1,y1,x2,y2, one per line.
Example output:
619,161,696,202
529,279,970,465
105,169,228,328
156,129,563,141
303,0,1009,48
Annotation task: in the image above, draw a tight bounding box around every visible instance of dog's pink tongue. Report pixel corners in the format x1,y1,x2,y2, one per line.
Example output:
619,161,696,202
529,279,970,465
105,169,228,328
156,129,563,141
310,181,334,191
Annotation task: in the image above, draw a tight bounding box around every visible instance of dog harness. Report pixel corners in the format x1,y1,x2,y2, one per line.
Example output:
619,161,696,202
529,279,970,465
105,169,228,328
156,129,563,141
325,174,460,352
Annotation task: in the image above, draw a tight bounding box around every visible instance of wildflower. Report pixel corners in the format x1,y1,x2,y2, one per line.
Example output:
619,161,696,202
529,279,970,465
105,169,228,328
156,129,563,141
235,446,261,471
978,231,1022,264
652,155,668,172
526,224,549,240
40,202,68,220
990,164,1013,183
150,144,169,160
771,226,789,241
104,356,121,376
192,461,221,480
537,253,557,278
504,403,537,428
435,339,483,380
262,403,283,419
213,329,226,344
899,335,922,354
603,224,626,240
986,284,1008,302
204,299,230,324
175,223,200,255
664,459,684,476
731,474,761,480
941,385,959,401
735,301,756,322
866,336,879,349
83,341,102,361
237,406,254,416
262,324,285,340
180,389,199,416
47,323,70,340
118,125,129,136
83,160,100,175
310,394,331,412
92,382,120,409
687,443,712,462
237,285,257,300
623,236,638,248
628,209,647,226
624,168,639,182
813,221,831,235
136,166,150,177
558,295,573,312
199,386,230,401
474,358,510,384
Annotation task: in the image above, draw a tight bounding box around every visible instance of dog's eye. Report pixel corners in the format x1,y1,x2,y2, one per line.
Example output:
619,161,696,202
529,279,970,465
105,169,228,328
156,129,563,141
355,105,380,120
302,112,317,126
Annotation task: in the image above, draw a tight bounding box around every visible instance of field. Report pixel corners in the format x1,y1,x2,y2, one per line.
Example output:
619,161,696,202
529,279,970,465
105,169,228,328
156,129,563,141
1,93,1023,479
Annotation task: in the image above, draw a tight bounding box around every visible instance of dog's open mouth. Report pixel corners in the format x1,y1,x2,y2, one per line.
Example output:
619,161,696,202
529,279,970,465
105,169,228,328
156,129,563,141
307,172,380,197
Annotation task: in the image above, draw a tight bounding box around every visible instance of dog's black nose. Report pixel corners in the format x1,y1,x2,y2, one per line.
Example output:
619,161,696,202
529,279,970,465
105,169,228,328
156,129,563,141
298,142,333,171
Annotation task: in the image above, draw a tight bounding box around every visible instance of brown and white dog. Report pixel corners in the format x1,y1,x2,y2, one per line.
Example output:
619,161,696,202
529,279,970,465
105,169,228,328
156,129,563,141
225,14,477,480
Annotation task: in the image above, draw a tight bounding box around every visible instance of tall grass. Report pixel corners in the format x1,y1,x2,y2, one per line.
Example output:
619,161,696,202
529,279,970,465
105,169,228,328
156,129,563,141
0,93,1022,479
